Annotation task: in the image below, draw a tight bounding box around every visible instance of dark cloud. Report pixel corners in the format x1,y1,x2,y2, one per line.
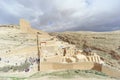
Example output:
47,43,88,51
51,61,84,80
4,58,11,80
0,0,120,32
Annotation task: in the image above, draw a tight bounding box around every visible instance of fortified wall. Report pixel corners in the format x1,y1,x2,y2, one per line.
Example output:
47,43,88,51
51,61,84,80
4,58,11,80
40,62,102,71
20,19,31,33
102,65,120,78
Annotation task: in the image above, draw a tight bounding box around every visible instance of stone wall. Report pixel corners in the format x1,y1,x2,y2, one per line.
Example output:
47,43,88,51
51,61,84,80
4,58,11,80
40,62,102,71
20,19,31,33
86,56,101,63
44,56,63,63
102,65,120,78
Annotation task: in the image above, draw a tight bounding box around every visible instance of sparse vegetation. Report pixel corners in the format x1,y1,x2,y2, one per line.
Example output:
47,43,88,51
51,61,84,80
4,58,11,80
0,66,11,72
10,77,25,80
12,61,30,72
0,61,30,72
30,70,108,79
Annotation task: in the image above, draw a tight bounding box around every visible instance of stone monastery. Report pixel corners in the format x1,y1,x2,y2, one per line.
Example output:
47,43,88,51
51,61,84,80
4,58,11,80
19,19,104,71
0,19,120,78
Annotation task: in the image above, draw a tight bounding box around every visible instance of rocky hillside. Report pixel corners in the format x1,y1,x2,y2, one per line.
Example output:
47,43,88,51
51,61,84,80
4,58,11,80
50,31,120,69
0,27,36,54
0,26,120,80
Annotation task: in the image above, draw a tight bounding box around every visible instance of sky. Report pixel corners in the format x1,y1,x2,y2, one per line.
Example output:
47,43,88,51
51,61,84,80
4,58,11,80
0,0,120,32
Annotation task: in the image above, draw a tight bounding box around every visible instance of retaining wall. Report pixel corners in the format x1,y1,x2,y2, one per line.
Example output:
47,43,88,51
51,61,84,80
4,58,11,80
40,62,120,78
102,65,120,78
40,62,102,71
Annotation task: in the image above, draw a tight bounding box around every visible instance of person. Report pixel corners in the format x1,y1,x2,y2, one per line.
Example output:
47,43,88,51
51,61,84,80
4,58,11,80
63,48,66,56
83,48,92,55
82,41,92,55
25,68,29,72
36,58,40,64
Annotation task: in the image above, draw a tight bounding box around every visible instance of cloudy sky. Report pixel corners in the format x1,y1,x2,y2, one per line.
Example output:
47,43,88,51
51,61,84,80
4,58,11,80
0,0,120,32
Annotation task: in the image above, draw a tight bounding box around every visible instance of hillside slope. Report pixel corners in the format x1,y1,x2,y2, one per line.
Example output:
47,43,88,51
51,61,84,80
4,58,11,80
50,31,120,69
0,26,120,79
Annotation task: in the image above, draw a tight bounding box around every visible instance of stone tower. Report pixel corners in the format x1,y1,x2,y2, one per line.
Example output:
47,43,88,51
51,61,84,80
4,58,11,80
19,19,50,37
19,19,31,33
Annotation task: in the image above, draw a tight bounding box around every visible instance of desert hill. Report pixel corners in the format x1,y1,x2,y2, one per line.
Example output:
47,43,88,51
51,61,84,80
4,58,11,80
0,19,120,80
